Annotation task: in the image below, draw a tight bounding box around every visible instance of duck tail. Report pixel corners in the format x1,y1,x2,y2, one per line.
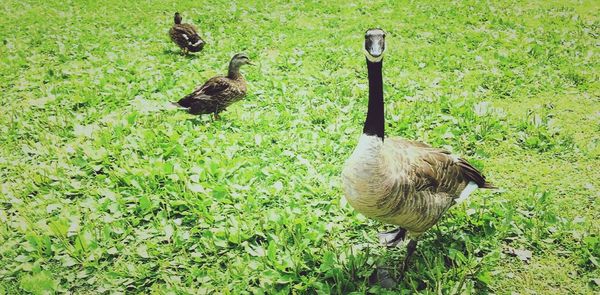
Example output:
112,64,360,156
170,101,189,110
187,36,205,52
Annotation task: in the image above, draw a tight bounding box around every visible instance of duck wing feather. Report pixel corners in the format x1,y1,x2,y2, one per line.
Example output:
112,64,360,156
169,24,204,51
175,76,233,114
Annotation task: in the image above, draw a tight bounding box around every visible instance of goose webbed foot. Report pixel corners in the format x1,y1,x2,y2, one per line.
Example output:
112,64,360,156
378,227,406,247
212,112,221,120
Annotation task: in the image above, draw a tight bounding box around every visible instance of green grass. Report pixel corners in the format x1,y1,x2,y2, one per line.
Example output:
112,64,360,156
0,0,598,293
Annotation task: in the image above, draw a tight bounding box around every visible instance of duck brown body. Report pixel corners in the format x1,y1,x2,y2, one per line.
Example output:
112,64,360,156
175,74,247,115
174,53,252,118
169,13,205,53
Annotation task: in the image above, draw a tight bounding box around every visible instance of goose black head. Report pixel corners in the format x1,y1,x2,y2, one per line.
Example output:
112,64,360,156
174,12,182,24
365,28,386,62
230,53,254,67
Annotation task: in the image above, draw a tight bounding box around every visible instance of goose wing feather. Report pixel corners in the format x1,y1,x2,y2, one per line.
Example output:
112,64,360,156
363,138,491,232
385,138,492,194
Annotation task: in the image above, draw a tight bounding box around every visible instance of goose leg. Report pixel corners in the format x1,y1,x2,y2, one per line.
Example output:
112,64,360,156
378,227,406,247
400,239,418,275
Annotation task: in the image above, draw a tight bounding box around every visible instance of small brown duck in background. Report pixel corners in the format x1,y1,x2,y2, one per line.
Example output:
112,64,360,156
169,12,205,54
173,53,253,119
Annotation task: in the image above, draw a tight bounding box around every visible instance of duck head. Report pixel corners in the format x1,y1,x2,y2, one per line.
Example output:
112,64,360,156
174,12,182,24
364,28,386,63
230,53,254,67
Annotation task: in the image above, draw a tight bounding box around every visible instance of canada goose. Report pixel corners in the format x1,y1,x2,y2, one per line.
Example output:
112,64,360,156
169,12,205,54
341,28,494,275
173,53,253,120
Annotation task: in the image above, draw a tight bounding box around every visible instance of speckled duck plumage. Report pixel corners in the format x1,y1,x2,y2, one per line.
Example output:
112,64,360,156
169,12,205,54
173,53,252,118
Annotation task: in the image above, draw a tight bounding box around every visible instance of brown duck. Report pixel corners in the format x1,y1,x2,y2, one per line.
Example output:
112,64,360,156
169,12,205,54
342,29,494,279
173,53,253,119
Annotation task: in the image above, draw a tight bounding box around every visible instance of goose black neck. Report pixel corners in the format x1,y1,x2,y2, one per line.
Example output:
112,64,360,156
363,59,384,140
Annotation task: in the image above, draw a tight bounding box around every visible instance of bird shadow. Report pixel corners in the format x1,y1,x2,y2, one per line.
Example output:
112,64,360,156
183,115,234,127
163,49,199,59
364,214,500,291
184,116,209,126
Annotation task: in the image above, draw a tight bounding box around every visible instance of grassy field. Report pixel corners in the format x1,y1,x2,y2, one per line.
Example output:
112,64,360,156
1,0,599,293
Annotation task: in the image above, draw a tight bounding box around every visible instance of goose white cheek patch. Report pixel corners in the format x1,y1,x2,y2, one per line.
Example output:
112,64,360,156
364,48,383,62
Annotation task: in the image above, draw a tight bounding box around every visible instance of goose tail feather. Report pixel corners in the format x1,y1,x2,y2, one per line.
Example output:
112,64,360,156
457,159,496,189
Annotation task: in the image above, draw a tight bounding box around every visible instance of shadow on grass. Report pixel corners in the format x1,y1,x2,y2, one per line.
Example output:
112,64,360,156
163,49,200,60
325,218,499,293
377,221,497,293
182,115,245,133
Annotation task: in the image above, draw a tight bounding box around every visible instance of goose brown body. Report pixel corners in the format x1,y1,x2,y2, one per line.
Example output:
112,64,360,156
342,29,493,249
169,13,205,53
174,53,252,117
342,135,493,236
341,31,495,283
